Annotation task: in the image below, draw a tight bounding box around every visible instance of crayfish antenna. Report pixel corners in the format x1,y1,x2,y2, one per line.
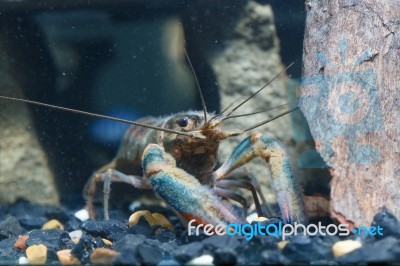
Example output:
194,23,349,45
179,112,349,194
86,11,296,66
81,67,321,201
184,47,208,124
0,95,205,139
244,107,299,132
221,103,289,121
209,96,243,122
224,62,295,119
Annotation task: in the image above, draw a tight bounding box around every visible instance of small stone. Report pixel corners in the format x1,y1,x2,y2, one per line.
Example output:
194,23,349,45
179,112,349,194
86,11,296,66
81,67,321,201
68,230,83,239
102,238,112,246
113,248,138,265
173,242,204,263
128,210,158,227
332,240,362,257
81,220,127,241
236,236,270,264
153,227,176,243
113,234,147,252
26,244,47,265
45,207,70,223
187,255,214,266
136,243,164,265
151,213,174,230
159,240,178,256
277,241,288,250
260,250,288,265
90,247,118,265
42,219,64,230
56,249,80,265
213,248,237,265
255,216,269,222
283,235,334,263
127,216,154,237
202,235,242,251
64,218,81,231
0,216,24,240
71,235,105,264
372,207,400,239
26,229,70,251
14,235,29,250
17,215,47,231
246,212,259,223
74,209,90,222
336,236,400,263
18,256,29,265
71,238,80,244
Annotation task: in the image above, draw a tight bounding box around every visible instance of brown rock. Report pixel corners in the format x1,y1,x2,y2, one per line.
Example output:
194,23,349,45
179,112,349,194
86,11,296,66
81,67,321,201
301,0,400,227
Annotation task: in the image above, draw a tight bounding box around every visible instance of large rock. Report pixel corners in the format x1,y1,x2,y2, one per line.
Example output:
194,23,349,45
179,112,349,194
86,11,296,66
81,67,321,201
301,0,400,227
0,29,59,205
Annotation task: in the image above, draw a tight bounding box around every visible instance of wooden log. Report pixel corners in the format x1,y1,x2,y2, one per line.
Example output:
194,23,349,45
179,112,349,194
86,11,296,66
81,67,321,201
300,0,400,228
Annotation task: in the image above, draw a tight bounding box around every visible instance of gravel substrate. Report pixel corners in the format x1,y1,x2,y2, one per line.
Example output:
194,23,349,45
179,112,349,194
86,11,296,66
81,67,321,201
0,199,399,265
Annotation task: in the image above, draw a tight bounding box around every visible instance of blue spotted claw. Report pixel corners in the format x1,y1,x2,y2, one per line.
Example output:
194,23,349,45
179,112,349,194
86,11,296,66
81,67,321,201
213,133,307,224
142,144,242,226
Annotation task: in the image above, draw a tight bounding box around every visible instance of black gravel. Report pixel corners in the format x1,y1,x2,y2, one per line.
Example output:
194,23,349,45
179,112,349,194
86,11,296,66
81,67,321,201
0,200,400,265
81,219,128,242
0,216,24,240
71,235,107,264
213,248,237,265
173,241,204,263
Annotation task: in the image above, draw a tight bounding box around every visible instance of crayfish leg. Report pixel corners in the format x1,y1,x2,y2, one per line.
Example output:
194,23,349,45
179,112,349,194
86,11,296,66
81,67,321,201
215,179,263,217
84,160,151,220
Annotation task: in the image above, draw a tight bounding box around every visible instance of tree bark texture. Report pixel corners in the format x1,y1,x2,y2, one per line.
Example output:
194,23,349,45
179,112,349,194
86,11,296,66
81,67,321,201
300,0,400,228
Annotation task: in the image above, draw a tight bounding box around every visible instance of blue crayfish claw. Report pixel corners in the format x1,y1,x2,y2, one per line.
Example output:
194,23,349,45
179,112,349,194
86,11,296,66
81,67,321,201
142,144,241,226
213,133,307,225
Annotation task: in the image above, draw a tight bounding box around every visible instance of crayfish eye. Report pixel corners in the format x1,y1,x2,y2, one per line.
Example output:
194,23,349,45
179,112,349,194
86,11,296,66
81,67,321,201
178,117,189,127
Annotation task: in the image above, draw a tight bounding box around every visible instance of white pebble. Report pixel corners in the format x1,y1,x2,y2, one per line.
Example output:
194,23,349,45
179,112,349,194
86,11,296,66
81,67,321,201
74,209,90,221
69,230,83,239
186,255,214,266
129,201,142,211
18,256,29,265
246,212,259,223
332,240,362,257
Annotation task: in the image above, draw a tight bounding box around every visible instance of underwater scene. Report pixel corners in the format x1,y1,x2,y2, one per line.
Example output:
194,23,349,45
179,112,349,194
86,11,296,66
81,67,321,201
0,0,399,265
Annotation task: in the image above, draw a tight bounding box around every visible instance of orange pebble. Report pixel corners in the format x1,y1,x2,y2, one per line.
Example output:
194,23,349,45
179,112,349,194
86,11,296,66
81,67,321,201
90,248,118,265
14,235,29,250
57,249,80,265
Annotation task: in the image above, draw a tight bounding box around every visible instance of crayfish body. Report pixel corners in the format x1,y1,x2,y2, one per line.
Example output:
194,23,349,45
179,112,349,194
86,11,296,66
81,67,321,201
85,110,307,226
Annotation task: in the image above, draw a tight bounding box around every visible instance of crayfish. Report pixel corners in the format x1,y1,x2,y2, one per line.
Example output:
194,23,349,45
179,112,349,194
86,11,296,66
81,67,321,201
0,59,307,227
82,58,307,226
